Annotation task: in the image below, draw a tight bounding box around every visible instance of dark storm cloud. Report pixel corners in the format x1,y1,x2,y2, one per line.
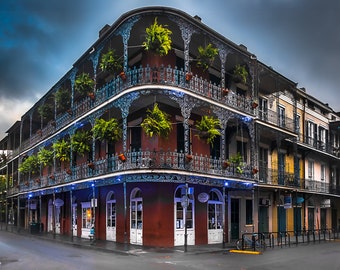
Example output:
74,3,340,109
216,0,340,110
0,0,96,100
0,0,339,140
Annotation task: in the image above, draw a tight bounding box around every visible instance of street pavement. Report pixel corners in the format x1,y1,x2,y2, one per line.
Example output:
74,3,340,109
1,226,340,270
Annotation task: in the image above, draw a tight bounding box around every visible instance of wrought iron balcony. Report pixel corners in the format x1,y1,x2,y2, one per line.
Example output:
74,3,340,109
257,166,339,195
298,134,339,157
17,65,257,154
12,149,256,194
257,108,295,133
303,178,329,193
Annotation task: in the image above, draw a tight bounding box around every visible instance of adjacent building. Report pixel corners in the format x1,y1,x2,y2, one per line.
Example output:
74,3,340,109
0,6,339,247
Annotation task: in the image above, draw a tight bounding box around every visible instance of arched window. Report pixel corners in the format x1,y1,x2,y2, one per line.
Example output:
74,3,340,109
106,191,116,228
174,185,194,229
208,189,223,230
131,188,142,229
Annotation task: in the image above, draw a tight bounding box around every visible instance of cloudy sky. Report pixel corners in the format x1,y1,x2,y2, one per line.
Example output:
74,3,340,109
1,0,339,140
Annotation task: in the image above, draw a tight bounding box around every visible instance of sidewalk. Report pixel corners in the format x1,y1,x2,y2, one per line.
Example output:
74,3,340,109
2,225,233,256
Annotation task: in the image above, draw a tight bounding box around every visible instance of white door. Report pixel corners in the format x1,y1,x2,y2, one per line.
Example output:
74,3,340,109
106,191,116,241
130,188,143,245
54,198,64,234
48,200,53,232
72,203,77,236
81,202,92,238
174,185,195,246
207,189,223,244
55,206,61,234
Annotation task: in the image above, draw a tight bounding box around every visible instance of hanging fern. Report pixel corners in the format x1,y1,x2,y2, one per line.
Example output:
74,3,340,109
142,17,172,56
229,152,244,174
54,88,71,111
71,130,91,156
74,73,95,96
99,49,123,74
37,103,53,120
233,64,248,84
196,43,218,71
37,147,53,167
141,103,172,138
92,118,122,142
19,155,39,175
52,139,70,162
195,115,221,145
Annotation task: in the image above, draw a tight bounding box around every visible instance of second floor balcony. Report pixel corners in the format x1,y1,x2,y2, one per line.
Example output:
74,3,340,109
9,149,256,195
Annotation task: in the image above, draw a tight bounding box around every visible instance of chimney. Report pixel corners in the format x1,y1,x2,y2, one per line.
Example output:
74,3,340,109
99,24,111,38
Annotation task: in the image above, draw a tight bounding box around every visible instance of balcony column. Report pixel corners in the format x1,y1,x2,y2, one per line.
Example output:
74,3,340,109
115,16,141,71
89,45,104,92
244,119,258,179
248,55,258,101
70,189,73,240
68,128,77,171
29,112,33,144
215,43,230,89
17,196,20,231
88,114,101,162
170,94,195,154
115,94,140,152
176,19,197,74
19,117,23,148
69,69,78,113
214,108,233,161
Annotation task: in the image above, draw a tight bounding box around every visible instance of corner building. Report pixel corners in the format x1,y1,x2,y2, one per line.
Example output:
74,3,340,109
1,6,340,247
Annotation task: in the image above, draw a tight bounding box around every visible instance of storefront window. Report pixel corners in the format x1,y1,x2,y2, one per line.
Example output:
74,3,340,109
82,207,93,229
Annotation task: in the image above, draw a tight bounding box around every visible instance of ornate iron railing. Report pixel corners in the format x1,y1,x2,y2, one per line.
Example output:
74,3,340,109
13,149,255,193
17,65,259,154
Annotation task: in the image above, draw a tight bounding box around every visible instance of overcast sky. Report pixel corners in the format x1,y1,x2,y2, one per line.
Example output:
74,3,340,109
1,0,339,140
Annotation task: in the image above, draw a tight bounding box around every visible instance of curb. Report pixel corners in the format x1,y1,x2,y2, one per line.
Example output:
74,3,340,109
229,249,262,255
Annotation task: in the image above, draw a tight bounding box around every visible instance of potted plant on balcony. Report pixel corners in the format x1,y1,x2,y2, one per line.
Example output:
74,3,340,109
54,88,71,112
143,17,172,57
118,153,126,162
99,49,123,75
71,130,91,157
195,115,221,146
196,43,218,72
141,17,175,69
38,103,53,120
19,154,39,175
229,152,244,174
37,147,53,168
232,64,248,84
52,139,70,162
141,103,172,138
92,118,122,143
74,73,95,99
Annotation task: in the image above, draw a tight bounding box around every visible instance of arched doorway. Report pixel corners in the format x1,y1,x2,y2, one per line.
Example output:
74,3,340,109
208,189,223,244
72,196,77,236
48,199,53,232
48,198,64,234
54,198,64,234
174,185,195,246
130,188,143,245
106,191,116,241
